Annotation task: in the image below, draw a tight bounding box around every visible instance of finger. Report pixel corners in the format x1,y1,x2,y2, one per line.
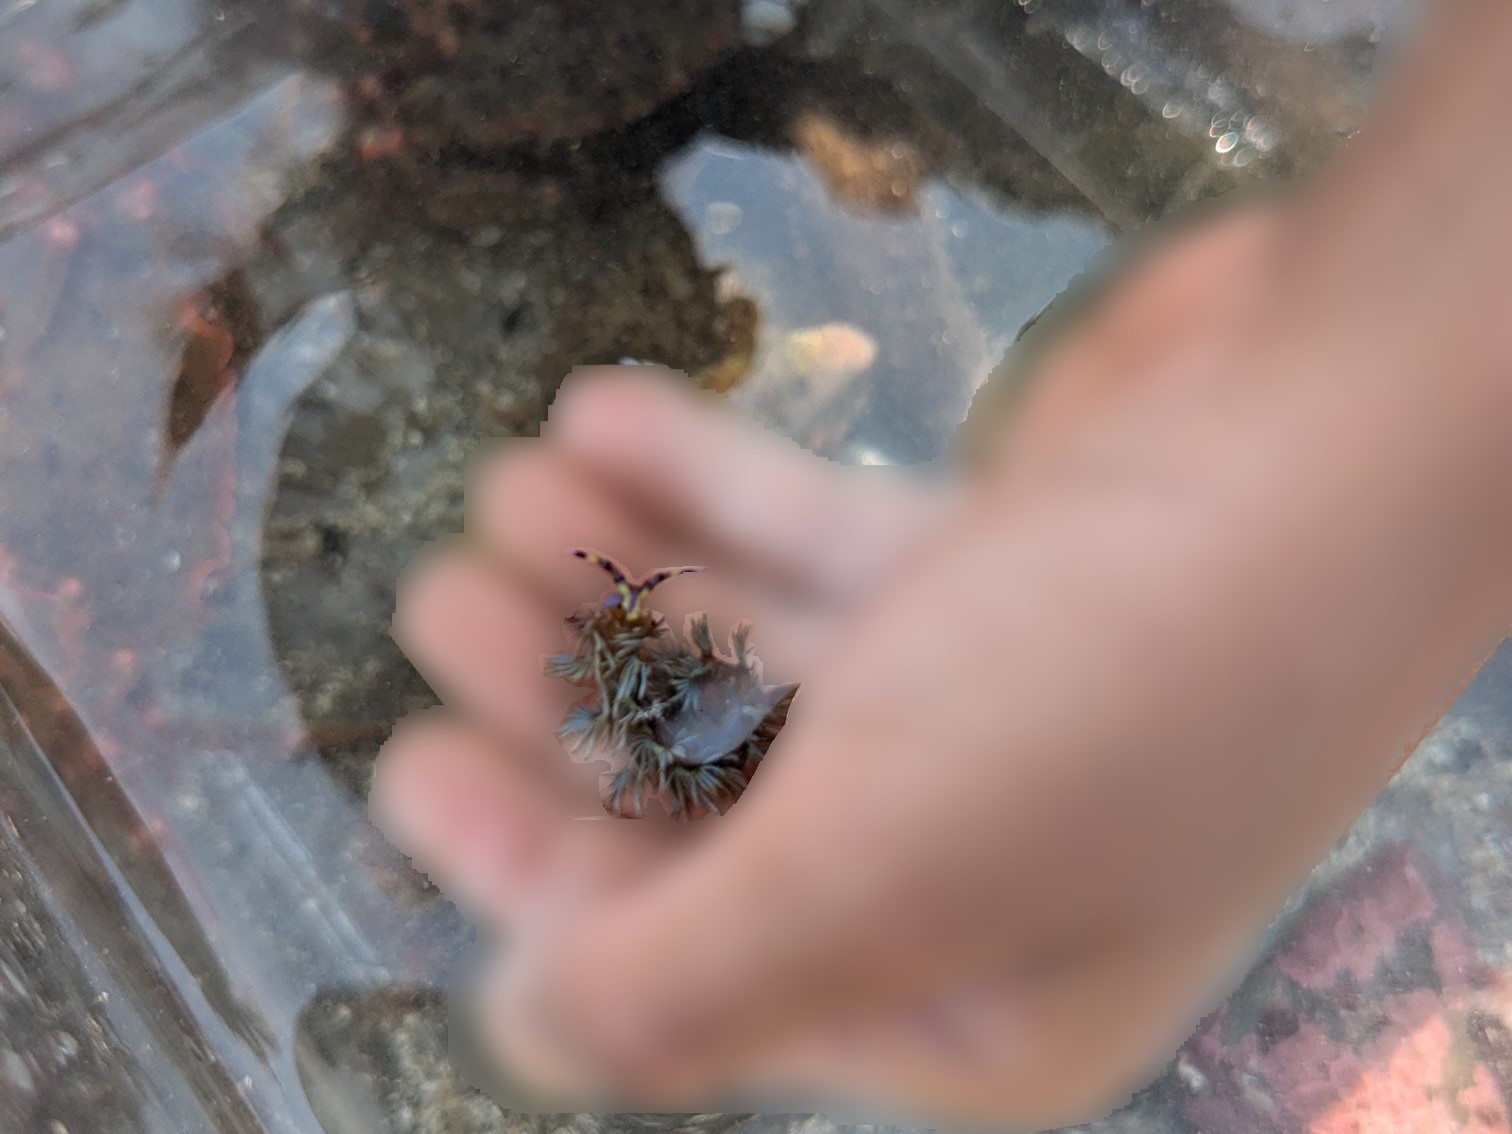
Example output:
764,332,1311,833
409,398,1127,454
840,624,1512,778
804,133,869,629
371,711,693,929
480,922,1038,1122
545,365,943,602
392,540,598,798
369,710,570,924
465,439,707,608
467,442,840,684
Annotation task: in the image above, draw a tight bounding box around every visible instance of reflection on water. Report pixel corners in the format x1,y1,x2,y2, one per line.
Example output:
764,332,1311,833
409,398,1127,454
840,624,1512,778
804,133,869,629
662,135,1109,463
0,1,1510,1133
0,68,452,1134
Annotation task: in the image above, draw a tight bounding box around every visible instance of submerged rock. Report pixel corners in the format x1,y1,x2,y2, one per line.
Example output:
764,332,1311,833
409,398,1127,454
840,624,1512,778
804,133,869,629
323,0,744,153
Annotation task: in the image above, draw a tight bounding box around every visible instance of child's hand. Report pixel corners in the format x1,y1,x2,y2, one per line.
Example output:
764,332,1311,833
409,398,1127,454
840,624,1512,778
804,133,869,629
370,201,1512,1127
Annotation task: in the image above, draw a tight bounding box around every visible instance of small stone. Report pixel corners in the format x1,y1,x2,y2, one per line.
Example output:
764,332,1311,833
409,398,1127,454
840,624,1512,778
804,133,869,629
781,322,878,377
49,1031,78,1067
705,201,743,235
743,0,800,44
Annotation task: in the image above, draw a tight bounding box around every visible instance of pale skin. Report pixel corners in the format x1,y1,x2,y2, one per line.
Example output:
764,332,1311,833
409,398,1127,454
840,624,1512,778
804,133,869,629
370,0,1512,1125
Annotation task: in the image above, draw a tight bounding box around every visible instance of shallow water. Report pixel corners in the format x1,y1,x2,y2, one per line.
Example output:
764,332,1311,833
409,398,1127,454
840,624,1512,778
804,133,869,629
4,1,1511,1132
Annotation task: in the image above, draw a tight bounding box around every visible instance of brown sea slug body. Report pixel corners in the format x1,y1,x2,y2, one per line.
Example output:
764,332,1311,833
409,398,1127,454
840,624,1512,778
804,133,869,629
545,550,797,818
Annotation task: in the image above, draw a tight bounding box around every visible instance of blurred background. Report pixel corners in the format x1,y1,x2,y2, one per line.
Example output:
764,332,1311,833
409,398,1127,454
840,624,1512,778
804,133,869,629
7,1,1512,1132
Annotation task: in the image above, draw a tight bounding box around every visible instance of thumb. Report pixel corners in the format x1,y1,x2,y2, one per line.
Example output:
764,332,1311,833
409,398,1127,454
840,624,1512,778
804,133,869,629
473,714,952,1112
